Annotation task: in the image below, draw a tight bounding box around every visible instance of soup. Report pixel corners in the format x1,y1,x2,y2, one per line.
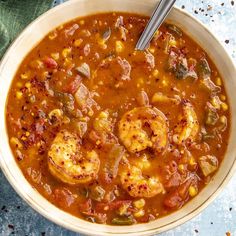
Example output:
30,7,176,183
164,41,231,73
6,12,230,225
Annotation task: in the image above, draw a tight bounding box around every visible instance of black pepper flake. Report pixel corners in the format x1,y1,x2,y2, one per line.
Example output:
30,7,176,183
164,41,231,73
225,39,230,44
8,224,14,230
229,207,233,211
211,222,213,224
231,1,234,6
17,206,21,209
181,5,185,9
195,229,199,233
194,10,198,14
41,232,46,236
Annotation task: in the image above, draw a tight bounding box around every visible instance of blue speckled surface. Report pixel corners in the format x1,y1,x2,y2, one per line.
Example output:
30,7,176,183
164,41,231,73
0,0,235,235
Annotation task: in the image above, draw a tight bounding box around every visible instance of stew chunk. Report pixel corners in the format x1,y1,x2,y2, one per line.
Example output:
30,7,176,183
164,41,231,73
198,155,218,176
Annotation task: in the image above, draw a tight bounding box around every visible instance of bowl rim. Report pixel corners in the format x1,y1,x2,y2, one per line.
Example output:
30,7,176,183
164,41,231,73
0,0,236,235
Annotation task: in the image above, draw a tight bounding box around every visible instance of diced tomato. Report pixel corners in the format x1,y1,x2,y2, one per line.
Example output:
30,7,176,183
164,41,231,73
64,75,82,94
164,192,182,209
43,57,58,69
53,188,75,208
164,175,197,208
78,198,92,212
164,172,181,188
139,214,155,223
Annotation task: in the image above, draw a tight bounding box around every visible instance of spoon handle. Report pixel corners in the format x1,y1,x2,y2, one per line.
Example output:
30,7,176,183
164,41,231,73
136,0,176,50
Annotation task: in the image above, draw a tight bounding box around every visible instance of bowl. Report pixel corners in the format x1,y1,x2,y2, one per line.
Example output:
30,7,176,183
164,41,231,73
0,0,236,235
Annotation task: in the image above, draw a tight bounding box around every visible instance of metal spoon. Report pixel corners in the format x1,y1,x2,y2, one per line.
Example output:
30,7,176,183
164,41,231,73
136,0,176,50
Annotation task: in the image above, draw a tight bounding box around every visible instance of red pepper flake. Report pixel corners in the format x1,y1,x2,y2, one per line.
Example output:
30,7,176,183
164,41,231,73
63,75,82,94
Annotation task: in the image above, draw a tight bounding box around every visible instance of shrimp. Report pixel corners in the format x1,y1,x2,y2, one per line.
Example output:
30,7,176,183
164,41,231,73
48,130,100,185
173,100,199,145
118,107,168,153
120,165,164,198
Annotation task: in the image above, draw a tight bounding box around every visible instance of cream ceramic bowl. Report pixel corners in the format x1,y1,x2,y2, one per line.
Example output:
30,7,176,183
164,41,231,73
0,0,236,235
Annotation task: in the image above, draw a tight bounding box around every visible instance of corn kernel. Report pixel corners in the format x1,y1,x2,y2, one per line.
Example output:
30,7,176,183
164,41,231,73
63,58,72,67
152,69,159,78
79,56,83,60
189,186,198,197
21,136,26,141
115,40,124,53
16,82,23,88
220,115,227,124
79,20,85,25
118,204,130,216
220,94,226,101
215,77,222,86
99,43,107,50
25,131,30,137
74,38,83,47
51,52,60,61
62,48,72,58
99,111,109,119
133,199,145,209
162,79,168,87
211,96,221,109
16,91,23,99
96,140,101,145
20,71,30,80
10,137,23,149
178,164,185,171
189,157,196,166
48,31,57,40
149,47,155,54
134,209,145,218
169,38,177,46
221,102,228,111
88,110,94,117
30,60,43,69
25,82,31,89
